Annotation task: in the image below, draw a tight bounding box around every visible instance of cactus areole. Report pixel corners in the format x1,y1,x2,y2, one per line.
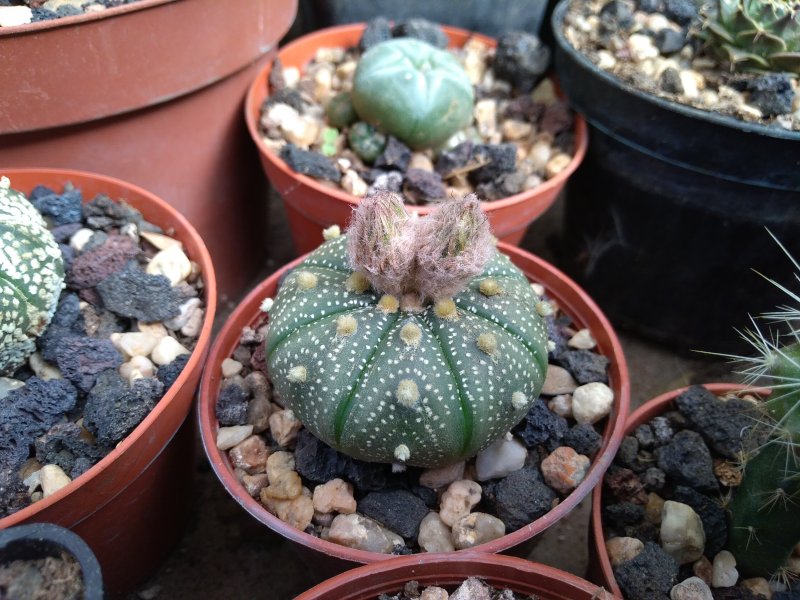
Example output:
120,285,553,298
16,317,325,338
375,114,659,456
0,177,65,375
351,37,475,150
265,193,549,468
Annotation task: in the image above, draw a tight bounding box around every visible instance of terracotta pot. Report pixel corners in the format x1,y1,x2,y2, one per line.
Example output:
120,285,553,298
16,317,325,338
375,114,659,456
588,383,760,596
0,0,297,299
0,168,218,597
198,242,629,579
245,23,589,255
0,523,104,600
296,553,616,599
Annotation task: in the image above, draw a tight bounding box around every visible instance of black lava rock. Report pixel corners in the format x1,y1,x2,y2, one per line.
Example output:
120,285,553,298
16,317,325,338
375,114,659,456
38,294,85,363
435,141,474,176
616,436,645,472
650,415,674,445
563,423,602,456
391,18,448,48
262,87,305,112
96,261,182,322
359,17,392,52
493,32,550,93
294,429,349,483
30,8,58,21
343,458,393,492
655,28,686,54
655,430,718,493
156,353,190,390
70,457,94,479
216,383,250,427
634,423,656,450
0,469,30,518
374,137,412,172
54,336,123,393
599,1,635,30
35,422,107,476
367,170,404,194
613,542,678,600
50,223,83,244
469,144,517,185
603,502,645,528
712,587,764,600
773,583,800,600
404,169,445,202
672,485,728,557
410,484,438,509
83,193,143,230
55,4,81,17
664,0,697,25
642,467,666,491
476,171,527,201
84,371,164,446
358,490,430,540
513,399,569,448
748,73,795,117
660,67,684,94
483,466,556,532
638,0,663,12
30,185,83,226
555,350,609,385
279,144,341,182
676,385,755,459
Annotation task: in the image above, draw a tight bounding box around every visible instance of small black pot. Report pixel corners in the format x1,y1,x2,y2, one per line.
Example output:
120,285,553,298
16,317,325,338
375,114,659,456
551,0,800,353
0,523,103,600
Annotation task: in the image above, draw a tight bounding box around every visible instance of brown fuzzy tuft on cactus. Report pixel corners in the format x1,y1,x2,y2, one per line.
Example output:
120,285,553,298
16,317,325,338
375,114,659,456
0,177,65,376
265,192,548,467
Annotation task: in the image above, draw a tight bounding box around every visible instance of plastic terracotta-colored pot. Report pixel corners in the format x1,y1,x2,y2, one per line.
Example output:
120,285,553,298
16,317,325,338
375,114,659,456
198,242,629,580
0,0,297,299
245,23,589,256
0,523,104,600
296,552,615,600
588,383,759,597
0,168,218,598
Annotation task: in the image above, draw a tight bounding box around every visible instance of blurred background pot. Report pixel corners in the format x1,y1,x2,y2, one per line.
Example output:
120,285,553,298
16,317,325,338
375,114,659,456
551,0,800,354
0,522,103,600
0,0,297,300
246,23,588,256
296,552,614,600
0,168,217,598
198,242,629,582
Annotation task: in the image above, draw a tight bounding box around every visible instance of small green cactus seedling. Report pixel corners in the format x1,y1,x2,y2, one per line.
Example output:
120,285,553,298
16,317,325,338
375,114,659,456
0,177,65,375
351,37,475,150
701,0,800,73
725,235,800,578
347,121,387,163
265,192,548,468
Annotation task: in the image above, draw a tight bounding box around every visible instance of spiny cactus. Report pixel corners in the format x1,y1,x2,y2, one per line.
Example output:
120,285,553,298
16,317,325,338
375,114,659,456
265,192,548,468
0,177,65,375
725,235,800,579
701,0,800,74
350,37,475,150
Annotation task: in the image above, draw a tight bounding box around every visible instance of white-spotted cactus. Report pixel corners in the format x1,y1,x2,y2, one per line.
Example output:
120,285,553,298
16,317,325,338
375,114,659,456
265,192,548,468
0,177,65,375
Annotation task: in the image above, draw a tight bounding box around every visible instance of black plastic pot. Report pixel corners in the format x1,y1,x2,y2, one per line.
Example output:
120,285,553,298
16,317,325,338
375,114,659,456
551,0,800,353
0,523,103,600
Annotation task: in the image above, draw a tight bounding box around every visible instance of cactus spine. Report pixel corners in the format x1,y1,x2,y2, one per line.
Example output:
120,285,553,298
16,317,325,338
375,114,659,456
726,237,800,578
265,192,548,468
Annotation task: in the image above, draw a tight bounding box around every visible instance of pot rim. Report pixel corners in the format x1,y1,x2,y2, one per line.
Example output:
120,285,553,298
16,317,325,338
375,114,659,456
198,242,630,565
244,22,589,216
551,0,800,142
590,382,771,597
0,166,218,528
295,551,613,600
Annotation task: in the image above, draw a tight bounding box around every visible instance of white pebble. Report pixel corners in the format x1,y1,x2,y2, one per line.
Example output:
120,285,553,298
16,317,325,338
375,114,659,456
221,358,244,378
548,394,573,418
568,328,596,349
419,461,465,489
29,352,62,381
146,245,192,286
69,228,94,252
140,231,182,251
110,331,159,359
628,34,659,62
0,5,32,26
679,70,701,99
151,336,190,366
120,355,156,382
572,382,614,424
418,512,455,553
542,365,578,395
216,425,254,450
661,500,706,564
671,577,713,600
711,550,738,588
164,298,202,331
137,321,168,339
475,434,526,481
40,464,71,498
180,307,204,338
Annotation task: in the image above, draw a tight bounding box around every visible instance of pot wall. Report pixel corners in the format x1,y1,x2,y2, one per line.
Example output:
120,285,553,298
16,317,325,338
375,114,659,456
0,169,217,597
0,0,298,300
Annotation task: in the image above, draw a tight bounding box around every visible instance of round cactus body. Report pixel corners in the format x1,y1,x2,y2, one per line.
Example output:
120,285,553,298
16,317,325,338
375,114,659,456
265,197,548,468
351,38,475,150
0,177,65,375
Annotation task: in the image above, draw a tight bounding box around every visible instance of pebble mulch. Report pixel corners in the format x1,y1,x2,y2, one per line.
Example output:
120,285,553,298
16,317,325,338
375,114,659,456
214,277,616,556
0,0,142,26
0,182,206,518
376,577,530,600
601,385,800,600
562,0,800,130
260,18,577,205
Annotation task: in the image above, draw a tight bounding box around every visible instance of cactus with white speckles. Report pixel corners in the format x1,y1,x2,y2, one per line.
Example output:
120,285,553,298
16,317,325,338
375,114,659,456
0,177,65,375
265,192,549,468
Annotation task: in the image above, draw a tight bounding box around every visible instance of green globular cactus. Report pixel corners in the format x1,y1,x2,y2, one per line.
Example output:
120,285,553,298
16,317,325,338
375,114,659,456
0,177,65,375
351,38,475,150
265,192,548,468
726,238,800,578
701,0,800,74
